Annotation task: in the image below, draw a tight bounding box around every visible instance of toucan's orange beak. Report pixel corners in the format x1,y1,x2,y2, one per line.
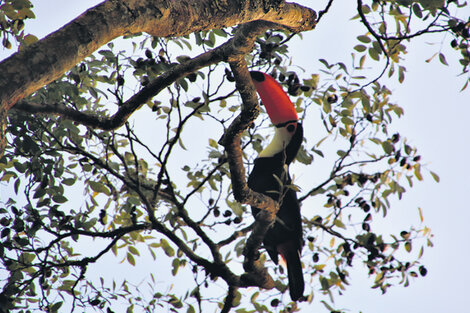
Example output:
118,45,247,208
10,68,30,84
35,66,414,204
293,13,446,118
250,71,298,126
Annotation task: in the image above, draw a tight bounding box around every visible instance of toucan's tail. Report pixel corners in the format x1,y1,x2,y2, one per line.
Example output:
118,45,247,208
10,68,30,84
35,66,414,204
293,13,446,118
278,243,305,301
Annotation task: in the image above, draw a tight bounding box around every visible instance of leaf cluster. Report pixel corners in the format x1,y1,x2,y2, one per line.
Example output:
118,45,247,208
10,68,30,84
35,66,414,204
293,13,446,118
0,0,37,49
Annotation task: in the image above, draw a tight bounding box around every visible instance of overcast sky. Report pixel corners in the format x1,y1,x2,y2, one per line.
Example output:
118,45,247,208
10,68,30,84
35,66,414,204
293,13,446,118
2,1,470,312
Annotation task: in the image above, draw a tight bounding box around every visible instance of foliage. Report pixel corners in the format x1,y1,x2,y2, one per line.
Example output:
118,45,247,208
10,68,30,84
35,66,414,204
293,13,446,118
0,0,37,49
0,0,468,312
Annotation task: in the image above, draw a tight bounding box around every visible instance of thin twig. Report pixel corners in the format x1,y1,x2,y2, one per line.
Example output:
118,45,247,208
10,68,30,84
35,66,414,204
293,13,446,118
317,0,335,23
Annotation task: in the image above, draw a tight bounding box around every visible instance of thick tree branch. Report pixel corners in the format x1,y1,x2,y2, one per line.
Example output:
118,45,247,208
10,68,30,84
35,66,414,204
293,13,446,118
1,0,316,155
220,57,277,290
0,0,316,109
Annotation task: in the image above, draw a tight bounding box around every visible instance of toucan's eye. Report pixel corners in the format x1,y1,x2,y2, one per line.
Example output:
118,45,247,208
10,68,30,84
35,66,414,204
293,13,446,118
286,124,296,133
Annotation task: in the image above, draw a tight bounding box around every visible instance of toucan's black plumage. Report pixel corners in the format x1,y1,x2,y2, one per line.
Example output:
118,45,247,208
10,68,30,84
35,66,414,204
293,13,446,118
248,71,305,301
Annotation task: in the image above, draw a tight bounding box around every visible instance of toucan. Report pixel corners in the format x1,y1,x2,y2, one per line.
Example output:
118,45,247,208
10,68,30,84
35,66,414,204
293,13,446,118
247,71,304,301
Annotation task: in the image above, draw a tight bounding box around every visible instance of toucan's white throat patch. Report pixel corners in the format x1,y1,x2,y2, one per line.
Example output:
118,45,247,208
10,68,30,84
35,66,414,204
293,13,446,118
259,126,294,158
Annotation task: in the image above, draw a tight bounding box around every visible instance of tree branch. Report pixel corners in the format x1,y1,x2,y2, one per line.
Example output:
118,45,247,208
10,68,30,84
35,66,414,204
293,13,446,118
48,232,124,269
1,0,316,155
220,57,276,290
221,285,238,313
217,224,253,246
357,0,449,42
317,0,335,23
149,215,241,286
12,20,313,131
0,0,316,109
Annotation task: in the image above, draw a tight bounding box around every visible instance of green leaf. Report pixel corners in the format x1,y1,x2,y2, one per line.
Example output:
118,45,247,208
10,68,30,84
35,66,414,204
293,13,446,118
320,300,334,311
320,276,329,290
296,146,313,164
418,0,445,10
398,66,406,83
32,187,46,199
1,171,16,182
208,138,218,148
112,243,118,256
19,252,36,263
438,53,448,66
418,246,424,258
89,181,111,196
414,164,423,181
460,78,469,91
13,161,26,173
126,304,134,313
213,29,227,38
49,302,63,313
98,49,115,59
354,44,367,52
178,78,188,91
52,195,68,203
369,47,380,61
187,305,196,313
430,171,440,183
62,178,76,186
357,35,371,43
341,116,354,125
361,4,371,13
172,258,180,276
22,34,38,46
169,296,183,308
160,239,175,257
381,141,393,154
14,178,20,194
318,58,331,69
412,3,423,18
232,290,242,307
127,252,136,266
58,280,75,292
226,199,244,217
128,197,141,206
333,219,346,229
405,241,412,252
128,246,140,256
178,138,187,150
311,147,324,157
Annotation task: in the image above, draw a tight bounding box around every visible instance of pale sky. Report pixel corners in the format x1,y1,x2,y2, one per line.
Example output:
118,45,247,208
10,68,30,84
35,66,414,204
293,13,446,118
2,1,470,312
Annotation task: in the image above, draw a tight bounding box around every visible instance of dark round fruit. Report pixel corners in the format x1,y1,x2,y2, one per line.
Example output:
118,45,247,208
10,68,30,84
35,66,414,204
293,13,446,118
327,94,338,104
419,266,428,276
270,299,280,307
